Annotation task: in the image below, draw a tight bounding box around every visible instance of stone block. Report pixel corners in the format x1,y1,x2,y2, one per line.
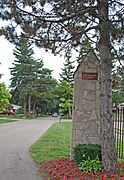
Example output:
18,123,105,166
87,62,97,69
75,130,82,140
83,102,95,111
85,68,97,73
83,120,98,135
89,110,97,120
86,91,96,101
84,81,96,90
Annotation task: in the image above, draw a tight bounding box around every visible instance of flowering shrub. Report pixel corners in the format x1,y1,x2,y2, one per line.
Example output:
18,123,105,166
39,158,124,180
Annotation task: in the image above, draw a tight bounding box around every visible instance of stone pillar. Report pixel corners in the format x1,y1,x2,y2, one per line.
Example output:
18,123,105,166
70,50,101,160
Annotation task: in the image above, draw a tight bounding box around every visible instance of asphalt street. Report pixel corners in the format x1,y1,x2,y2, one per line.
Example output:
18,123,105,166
0,117,58,180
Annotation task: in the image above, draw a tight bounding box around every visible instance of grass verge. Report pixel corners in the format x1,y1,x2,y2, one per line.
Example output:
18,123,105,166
29,122,71,163
0,119,17,124
29,121,124,164
29,121,124,179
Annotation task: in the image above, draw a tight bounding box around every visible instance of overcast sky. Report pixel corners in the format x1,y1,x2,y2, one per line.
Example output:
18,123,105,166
0,36,72,88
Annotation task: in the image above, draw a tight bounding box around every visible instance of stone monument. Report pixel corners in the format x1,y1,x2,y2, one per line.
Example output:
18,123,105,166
70,50,101,160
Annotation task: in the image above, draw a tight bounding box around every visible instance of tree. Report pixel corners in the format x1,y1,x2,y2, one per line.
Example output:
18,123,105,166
112,67,124,95
57,80,73,117
59,48,75,85
0,0,124,172
10,42,58,114
10,42,44,113
112,91,124,104
112,64,124,104
0,82,11,111
32,67,58,115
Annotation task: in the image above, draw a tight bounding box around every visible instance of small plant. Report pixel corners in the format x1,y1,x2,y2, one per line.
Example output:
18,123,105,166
78,156,103,174
73,144,102,165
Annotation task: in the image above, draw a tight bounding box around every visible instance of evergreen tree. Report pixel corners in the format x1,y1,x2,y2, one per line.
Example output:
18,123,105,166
76,39,93,63
10,42,44,113
59,48,75,85
59,48,74,116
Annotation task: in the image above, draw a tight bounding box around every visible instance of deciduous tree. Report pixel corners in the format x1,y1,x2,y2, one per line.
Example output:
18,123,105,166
57,80,73,117
0,82,11,111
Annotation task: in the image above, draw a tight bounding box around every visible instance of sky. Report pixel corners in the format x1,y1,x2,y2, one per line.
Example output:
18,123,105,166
0,36,73,88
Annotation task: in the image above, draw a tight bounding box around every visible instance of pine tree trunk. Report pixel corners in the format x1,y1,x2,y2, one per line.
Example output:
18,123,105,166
28,95,31,113
24,97,27,114
98,0,118,173
33,100,36,112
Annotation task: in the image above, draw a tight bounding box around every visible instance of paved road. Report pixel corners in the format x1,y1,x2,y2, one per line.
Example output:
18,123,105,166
0,117,58,180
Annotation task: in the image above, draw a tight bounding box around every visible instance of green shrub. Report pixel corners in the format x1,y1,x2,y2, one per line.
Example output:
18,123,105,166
78,156,103,174
73,144,102,165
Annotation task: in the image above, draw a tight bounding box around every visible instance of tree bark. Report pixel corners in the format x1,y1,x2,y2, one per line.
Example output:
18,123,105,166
97,0,118,173
33,99,36,112
68,105,72,117
28,95,31,113
24,96,27,114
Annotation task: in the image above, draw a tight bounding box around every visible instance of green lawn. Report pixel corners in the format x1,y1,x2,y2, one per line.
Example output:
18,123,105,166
29,121,124,165
29,122,72,163
0,119,17,124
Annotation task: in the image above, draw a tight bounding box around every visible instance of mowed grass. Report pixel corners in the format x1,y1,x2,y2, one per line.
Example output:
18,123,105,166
29,121,124,164
29,122,72,163
0,119,17,124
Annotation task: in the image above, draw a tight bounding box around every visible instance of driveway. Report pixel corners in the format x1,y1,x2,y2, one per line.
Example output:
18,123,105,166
0,117,58,180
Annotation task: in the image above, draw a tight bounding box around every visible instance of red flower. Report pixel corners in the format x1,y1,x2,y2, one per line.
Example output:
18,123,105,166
80,176,85,180
54,174,60,179
67,172,72,176
52,171,56,176
85,171,91,176
73,167,79,172
91,174,97,179
65,160,70,165
118,177,124,180
47,169,52,174
100,173,108,180
110,173,116,177
40,158,124,180
74,173,79,178
65,168,69,172
42,163,47,168
48,158,53,163
60,170,65,175
55,159,62,165
62,175,68,180
55,165,60,170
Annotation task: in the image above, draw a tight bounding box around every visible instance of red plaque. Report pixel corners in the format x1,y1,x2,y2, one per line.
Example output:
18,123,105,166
82,73,98,80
